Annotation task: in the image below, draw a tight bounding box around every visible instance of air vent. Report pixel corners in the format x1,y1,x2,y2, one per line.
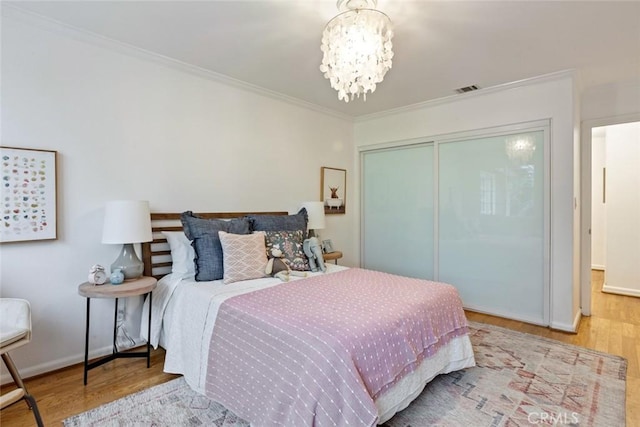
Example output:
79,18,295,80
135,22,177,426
455,85,480,94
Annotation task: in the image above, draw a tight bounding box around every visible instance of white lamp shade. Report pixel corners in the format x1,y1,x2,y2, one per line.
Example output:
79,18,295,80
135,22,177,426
300,201,326,230
102,200,152,244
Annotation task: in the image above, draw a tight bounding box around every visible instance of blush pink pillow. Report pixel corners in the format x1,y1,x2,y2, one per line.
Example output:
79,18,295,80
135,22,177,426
218,231,268,284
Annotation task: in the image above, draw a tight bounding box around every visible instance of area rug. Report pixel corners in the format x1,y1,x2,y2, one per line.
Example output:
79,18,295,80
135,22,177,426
64,322,627,426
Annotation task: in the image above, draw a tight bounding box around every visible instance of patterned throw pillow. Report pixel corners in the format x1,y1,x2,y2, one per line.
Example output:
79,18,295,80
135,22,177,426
218,231,268,284
180,211,251,282
264,230,309,271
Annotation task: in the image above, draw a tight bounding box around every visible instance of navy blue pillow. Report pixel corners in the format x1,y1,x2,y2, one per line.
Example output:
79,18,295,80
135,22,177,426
180,212,251,281
246,208,308,233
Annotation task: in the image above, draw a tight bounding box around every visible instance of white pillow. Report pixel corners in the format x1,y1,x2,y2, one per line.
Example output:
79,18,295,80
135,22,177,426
162,231,196,278
218,231,268,284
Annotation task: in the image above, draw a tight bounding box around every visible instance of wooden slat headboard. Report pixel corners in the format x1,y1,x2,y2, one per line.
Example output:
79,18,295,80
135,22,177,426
141,211,288,280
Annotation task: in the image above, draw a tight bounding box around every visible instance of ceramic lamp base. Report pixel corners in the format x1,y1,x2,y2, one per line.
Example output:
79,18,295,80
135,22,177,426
110,243,143,280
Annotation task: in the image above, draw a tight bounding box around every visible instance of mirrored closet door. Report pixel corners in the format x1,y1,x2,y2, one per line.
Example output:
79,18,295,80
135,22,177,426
361,125,549,325
362,143,434,279
438,130,546,324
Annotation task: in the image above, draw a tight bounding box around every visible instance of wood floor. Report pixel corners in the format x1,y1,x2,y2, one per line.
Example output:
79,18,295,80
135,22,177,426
1,270,638,426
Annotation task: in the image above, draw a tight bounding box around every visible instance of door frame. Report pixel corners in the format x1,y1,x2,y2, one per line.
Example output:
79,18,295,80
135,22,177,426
580,113,640,316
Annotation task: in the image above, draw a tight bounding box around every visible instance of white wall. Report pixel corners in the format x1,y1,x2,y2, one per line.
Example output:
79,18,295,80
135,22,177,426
0,12,354,379
590,129,606,270
354,72,580,331
603,122,640,297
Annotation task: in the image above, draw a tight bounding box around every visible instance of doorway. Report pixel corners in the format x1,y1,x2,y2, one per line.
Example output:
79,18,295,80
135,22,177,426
581,115,640,316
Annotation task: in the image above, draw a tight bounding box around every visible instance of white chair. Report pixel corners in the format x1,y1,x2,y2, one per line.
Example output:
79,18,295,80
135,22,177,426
0,298,44,426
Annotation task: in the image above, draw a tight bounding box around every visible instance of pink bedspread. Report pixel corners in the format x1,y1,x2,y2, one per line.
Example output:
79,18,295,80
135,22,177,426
205,268,470,427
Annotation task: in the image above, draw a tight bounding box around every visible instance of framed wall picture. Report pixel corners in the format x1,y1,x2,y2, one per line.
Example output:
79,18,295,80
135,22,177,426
1,146,58,243
322,239,335,253
321,166,346,215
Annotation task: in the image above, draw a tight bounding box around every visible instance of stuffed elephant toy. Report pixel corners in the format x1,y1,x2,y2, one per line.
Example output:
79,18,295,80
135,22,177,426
303,237,326,273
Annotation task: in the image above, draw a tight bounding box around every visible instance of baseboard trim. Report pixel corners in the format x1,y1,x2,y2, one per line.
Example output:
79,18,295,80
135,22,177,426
463,304,547,327
572,310,582,331
548,310,581,333
2,345,113,385
591,264,605,271
602,284,640,298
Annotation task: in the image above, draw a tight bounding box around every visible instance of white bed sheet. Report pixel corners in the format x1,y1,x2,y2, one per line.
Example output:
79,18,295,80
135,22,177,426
142,265,475,424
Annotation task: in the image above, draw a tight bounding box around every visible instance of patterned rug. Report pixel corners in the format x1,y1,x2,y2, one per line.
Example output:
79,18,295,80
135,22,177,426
64,322,626,426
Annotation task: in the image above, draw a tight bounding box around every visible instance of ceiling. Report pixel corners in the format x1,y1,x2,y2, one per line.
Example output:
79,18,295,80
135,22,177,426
6,1,640,117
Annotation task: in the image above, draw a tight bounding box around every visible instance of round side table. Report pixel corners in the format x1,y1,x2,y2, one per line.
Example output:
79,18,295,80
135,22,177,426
323,251,343,265
78,276,157,385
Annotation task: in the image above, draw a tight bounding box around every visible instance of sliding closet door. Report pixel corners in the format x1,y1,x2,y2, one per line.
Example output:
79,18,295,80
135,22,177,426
362,144,434,279
438,131,546,323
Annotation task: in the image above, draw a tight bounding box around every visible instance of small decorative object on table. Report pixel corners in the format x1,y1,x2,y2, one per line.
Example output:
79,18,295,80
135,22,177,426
109,268,125,285
87,264,107,285
322,239,334,253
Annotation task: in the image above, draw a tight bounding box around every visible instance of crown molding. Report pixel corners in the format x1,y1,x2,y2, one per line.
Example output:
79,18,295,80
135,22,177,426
2,4,353,122
355,70,578,122
2,4,580,124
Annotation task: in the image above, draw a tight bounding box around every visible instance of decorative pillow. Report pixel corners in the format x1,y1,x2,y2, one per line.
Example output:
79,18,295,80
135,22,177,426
180,211,251,281
264,230,309,271
246,208,308,234
161,231,196,278
219,231,268,284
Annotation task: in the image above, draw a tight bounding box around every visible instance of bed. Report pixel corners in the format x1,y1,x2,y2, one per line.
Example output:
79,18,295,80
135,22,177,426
141,211,475,426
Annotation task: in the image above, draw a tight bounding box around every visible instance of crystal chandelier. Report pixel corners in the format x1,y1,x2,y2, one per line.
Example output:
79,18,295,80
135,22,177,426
505,134,536,165
320,0,394,103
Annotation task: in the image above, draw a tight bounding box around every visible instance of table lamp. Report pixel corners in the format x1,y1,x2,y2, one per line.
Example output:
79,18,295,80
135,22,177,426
300,201,326,238
102,200,152,280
